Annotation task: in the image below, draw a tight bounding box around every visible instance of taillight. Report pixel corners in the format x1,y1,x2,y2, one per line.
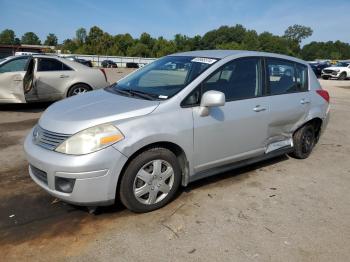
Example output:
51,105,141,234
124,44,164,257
316,89,330,103
100,68,108,82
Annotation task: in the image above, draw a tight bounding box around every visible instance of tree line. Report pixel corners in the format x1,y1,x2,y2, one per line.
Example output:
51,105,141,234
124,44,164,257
0,24,349,61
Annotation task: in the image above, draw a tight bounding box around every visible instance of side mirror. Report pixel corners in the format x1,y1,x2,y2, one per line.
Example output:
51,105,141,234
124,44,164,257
199,90,225,116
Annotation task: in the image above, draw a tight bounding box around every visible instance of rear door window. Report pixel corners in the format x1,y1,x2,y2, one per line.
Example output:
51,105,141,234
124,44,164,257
37,58,72,72
266,58,309,95
266,58,297,95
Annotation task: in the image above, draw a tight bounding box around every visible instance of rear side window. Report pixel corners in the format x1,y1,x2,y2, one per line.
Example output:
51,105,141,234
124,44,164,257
267,59,297,95
37,58,72,72
0,57,29,73
266,58,308,95
202,57,262,101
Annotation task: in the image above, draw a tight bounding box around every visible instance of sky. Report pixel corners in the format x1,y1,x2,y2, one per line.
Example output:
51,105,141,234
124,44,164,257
1,0,349,45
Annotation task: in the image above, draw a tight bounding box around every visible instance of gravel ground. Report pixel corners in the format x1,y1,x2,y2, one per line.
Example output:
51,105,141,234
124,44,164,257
0,75,349,262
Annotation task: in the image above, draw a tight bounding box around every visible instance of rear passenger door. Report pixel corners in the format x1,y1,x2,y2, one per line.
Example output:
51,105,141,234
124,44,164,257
265,58,310,151
191,57,270,173
35,58,74,100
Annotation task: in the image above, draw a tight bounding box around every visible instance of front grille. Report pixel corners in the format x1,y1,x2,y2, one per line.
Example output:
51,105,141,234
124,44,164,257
30,165,48,184
323,69,334,74
33,126,70,151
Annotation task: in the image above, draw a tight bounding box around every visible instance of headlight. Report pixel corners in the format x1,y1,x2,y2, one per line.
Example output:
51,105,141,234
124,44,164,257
335,69,340,72
55,123,124,155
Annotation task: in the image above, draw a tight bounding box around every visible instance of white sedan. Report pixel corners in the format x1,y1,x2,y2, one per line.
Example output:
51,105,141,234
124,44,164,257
0,55,109,103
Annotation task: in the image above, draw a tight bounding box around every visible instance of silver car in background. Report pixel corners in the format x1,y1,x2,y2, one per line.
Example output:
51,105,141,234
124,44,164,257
24,50,330,213
0,55,109,103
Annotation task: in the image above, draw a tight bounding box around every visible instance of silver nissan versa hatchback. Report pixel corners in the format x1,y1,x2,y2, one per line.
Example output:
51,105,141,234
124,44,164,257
24,50,330,213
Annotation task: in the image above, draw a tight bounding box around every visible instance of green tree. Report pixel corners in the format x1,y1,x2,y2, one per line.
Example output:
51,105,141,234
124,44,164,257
0,29,16,45
152,36,176,57
44,33,58,46
127,43,151,57
61,39,77,53
284,24,313,44
76,27,87,45
21,32,41,45
216,42,242,50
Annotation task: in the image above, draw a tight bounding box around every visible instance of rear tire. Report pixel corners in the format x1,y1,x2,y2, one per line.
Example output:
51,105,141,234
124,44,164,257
289,124,315,159
67,84,91,97
119,147,181,213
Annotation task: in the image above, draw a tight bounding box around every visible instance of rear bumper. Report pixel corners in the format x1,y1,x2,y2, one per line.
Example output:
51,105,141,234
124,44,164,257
320,111,330,137
24,130,128,206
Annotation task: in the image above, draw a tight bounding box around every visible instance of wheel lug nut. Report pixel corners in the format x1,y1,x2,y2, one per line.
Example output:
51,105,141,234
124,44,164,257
151,187,154,190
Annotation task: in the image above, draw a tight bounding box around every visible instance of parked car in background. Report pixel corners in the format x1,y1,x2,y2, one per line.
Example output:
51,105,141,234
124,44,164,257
0,55,109,103
321,62,350,80
24,50,329,213
101,60,118,68
63,56,93,67
309,62,330,78
126,62,139,68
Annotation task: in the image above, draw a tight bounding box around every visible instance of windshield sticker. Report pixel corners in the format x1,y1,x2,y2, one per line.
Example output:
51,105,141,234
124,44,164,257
158,95,168,99
191,57,217,64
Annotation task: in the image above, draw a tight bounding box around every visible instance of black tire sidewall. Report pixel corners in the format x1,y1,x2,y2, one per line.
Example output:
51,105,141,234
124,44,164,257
119,148,181,213
339,72,346,80
290,124,315,159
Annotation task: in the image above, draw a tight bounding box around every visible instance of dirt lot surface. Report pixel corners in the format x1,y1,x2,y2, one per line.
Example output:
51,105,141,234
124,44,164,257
0,75,349,262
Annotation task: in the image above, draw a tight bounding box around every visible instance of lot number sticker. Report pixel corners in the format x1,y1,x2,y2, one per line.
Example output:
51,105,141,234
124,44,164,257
191,57,217,64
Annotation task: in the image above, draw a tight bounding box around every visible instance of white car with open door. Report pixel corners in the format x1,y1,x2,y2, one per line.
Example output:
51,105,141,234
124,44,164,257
0,55,109,103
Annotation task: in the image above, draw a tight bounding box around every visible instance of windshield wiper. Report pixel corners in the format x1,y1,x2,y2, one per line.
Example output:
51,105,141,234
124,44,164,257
128,90,160,100
115,88,157,100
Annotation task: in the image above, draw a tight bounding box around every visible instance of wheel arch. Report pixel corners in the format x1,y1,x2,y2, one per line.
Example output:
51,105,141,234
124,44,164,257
116,141,190,200
295,117,323,142
65,82,93,97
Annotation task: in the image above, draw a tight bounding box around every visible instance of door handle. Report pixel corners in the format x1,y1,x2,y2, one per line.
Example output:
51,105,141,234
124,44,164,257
300,99,310,105
253,105,267,112
59,75,69,78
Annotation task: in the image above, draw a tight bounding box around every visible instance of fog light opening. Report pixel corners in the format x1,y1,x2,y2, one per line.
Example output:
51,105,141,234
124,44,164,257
55,177,76,193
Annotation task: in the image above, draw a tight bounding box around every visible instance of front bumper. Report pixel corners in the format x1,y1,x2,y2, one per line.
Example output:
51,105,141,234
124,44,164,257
321,71,340,78
24,131,128,206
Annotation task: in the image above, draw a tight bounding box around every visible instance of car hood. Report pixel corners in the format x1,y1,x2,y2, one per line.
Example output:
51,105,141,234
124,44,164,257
39,89,160,134
323,66,347,71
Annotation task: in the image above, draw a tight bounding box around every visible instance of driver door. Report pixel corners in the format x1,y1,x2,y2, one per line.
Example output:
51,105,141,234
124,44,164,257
192,57,270,173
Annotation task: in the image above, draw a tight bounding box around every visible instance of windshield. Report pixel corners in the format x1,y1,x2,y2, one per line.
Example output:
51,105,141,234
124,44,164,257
113,56,217,99
334,62,349,67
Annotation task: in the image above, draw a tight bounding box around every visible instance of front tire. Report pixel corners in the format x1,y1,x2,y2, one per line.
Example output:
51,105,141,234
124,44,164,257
119,147,181,213
289,124,315,159
322,76,329,80
338,72,347,80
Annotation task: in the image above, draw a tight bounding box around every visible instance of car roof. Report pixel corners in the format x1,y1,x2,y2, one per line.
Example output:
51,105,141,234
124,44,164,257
171,50,307,64
32,55,91,70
